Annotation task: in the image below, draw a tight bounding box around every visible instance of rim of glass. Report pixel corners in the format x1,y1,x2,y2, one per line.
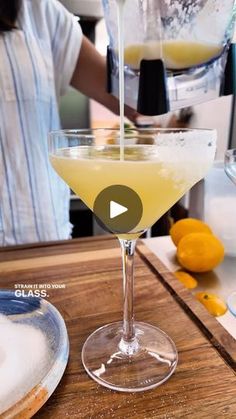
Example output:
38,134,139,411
225,148,236,156
48,127,216,138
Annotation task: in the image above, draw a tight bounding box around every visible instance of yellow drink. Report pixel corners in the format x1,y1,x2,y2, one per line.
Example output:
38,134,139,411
50,144,214,239
124,40,222,70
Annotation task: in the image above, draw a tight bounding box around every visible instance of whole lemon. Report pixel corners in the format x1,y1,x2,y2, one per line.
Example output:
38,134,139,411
177,232,224,272
170,218,212,246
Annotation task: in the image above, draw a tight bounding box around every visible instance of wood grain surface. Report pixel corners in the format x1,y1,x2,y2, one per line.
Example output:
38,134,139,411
0,236,235,419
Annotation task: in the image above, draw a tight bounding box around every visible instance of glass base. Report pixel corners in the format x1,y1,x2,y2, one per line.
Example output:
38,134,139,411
81,321,178,392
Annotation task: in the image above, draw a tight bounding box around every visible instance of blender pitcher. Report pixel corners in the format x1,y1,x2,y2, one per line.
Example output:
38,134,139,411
102,0,236,115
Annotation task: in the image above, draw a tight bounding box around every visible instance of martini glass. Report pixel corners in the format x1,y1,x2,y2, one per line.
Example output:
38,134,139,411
225,149,236,317
225,149,236,185
48,128,216,392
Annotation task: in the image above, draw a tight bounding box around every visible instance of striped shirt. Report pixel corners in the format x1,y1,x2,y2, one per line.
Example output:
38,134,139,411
0,0,82,246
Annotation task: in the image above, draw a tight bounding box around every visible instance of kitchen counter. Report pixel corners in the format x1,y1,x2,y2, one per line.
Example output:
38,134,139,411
0,236,235,418
144,236,236,340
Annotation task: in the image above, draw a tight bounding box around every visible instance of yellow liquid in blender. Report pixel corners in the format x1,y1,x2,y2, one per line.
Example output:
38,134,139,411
124,40,222,70
50,146,213,239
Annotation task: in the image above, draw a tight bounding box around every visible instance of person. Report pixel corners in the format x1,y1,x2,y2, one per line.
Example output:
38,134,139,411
0,0,138,246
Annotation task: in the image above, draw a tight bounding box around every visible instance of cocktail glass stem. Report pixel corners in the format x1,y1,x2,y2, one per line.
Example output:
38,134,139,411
119,239,139,355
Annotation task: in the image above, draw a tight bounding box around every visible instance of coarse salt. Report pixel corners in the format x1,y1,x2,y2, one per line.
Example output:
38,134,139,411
0,314,50,414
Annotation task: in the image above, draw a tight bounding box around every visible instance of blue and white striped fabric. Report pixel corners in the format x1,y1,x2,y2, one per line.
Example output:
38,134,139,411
0,0,82,246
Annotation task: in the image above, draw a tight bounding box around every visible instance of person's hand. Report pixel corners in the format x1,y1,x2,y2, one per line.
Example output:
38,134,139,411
124,105,141,124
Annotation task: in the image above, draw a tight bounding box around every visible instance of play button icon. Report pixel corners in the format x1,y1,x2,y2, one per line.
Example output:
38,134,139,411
93,185,143,234
110,201,128,219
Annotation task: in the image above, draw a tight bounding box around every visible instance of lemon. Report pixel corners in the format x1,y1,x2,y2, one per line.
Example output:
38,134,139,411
177,232,224,273
195,292,227,317
170,218,212,247
106,137,116,144
174,271,198,289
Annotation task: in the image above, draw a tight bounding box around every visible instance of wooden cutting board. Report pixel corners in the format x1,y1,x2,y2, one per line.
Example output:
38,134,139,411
0,236,235,419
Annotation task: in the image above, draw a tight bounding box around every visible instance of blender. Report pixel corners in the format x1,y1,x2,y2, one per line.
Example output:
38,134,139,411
102,0,236,115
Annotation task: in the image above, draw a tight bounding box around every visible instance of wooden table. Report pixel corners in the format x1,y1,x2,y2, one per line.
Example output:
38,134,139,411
0,237,236,418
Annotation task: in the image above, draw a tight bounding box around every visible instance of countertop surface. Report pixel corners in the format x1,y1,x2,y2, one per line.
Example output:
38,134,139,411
0,236,235,418
144,236,236,339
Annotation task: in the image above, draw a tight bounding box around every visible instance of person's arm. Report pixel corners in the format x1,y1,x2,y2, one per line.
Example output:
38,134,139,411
71,36,139,123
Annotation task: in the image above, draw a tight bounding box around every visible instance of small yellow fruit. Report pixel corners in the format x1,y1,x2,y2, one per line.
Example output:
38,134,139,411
170,218,212,247
106,137,116,144
177,232,224,273
195,292,227,317
174,271,198,289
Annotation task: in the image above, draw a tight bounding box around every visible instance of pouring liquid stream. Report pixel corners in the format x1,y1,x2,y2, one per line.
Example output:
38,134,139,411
117,0,126,160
